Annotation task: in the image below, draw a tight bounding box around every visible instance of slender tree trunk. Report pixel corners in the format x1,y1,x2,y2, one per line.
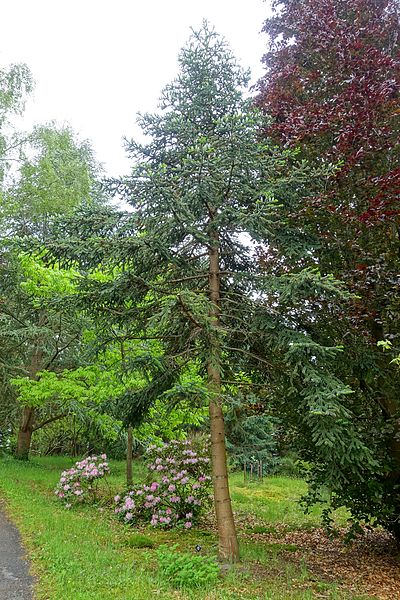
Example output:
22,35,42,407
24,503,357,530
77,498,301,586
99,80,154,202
15,406,34,460
127,426,133,487
208,229,239,562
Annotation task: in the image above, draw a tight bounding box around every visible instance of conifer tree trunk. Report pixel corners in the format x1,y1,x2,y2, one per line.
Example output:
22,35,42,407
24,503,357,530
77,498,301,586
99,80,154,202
208,229,239,562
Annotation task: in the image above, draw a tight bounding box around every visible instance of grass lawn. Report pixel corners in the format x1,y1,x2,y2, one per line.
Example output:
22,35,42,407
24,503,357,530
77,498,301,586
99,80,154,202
0,456,375,600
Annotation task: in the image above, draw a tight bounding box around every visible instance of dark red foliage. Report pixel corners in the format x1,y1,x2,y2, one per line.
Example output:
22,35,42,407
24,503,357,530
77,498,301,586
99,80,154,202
255,1,400,535
257,0,400,223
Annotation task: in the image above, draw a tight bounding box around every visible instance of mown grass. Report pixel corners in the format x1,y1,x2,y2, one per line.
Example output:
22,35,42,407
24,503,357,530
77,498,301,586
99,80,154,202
229,472,350,530
0,456,373,600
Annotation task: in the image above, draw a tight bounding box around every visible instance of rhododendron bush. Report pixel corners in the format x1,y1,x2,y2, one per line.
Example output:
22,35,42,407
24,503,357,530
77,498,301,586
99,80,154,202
114,439,212,529
54,454,110,508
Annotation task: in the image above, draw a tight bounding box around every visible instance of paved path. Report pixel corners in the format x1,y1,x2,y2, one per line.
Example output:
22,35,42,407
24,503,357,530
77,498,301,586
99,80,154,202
0,510,33,600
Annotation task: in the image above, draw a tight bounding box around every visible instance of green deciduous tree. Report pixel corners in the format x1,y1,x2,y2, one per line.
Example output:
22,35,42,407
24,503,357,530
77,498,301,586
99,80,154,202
0,123,102,458
0,62,33,185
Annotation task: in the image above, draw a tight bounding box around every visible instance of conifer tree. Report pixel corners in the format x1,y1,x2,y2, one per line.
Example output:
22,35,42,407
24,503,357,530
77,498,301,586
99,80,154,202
41,23,375,559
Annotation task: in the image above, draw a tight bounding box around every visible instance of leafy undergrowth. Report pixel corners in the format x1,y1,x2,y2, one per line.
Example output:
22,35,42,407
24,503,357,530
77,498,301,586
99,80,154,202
0,456,388,599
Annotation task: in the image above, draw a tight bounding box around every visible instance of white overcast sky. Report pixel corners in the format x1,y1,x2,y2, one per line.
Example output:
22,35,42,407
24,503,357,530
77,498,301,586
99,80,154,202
2,0,270,175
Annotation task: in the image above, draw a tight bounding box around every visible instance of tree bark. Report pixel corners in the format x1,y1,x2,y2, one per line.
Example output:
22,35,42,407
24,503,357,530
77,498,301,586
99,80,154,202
208,229,239,562
15,406,34,460
127,426,133,487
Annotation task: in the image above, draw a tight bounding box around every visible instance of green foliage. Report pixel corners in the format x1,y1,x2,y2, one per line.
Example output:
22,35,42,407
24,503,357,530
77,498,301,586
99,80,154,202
0,119,105,458
225,395,281,473
0,62,33,183
156,544,219,589
1,123,101,238
18,253,78,300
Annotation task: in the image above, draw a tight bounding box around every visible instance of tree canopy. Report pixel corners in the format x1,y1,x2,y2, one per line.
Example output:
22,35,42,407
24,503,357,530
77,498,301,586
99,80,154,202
256,0,400,539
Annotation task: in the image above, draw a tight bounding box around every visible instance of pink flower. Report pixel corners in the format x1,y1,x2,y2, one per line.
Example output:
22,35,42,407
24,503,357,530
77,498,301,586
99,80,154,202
168,484,176,492
184,521,192,528
124,498,135,510
114,495,121,503
125,512,133,521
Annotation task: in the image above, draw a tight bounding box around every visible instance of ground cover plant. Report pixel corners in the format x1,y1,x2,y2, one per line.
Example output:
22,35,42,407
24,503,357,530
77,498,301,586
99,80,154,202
156,544,220,589
0,455,393,599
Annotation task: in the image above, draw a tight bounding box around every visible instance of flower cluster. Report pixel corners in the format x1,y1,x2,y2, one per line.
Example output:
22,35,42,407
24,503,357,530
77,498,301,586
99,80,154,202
115,439,211,529
54,454,110,508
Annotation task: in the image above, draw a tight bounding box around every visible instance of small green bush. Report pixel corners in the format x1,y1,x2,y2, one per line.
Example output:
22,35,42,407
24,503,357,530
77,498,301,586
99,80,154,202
124,533,155,548
156,544,219,589
276,455,301,477
250,525,277,534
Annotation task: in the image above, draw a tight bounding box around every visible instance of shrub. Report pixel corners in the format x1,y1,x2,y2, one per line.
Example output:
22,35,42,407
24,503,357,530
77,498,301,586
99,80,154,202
156,544,219,589
114,438,212,528
54,454,110,508
224,396,281,474
275,455,302,478
124,533,155,549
